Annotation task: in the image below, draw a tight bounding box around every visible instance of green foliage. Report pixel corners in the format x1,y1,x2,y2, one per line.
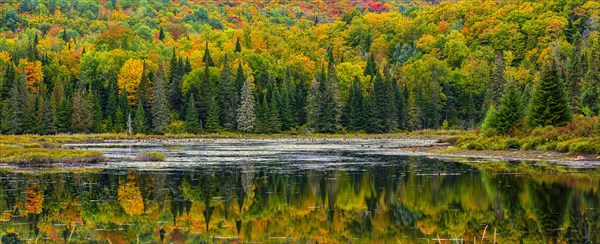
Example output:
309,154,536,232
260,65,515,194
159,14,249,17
133,102,147,134
185,94,201,134
527,60,571,128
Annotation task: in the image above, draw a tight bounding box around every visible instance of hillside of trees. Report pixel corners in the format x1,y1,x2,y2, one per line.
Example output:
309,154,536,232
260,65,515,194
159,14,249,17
0,0,598,135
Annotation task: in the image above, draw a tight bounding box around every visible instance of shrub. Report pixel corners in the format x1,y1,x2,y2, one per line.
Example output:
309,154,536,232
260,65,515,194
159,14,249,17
134,152,166,161
569,141,600,154
504,138,522,149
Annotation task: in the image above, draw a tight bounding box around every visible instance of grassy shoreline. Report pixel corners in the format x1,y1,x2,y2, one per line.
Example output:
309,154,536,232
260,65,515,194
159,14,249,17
0,128,598,166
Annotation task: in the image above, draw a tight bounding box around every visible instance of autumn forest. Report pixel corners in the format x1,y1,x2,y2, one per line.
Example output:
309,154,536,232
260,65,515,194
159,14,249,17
0,0,598,136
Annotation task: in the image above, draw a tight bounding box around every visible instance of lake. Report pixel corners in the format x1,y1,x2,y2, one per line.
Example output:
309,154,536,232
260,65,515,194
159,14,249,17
0,139,599,243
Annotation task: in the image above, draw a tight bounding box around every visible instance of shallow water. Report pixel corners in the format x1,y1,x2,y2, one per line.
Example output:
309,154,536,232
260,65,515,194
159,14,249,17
1,139,599,243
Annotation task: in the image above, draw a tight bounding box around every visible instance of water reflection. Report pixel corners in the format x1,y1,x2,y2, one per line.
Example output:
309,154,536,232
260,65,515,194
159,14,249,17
0,157,599,242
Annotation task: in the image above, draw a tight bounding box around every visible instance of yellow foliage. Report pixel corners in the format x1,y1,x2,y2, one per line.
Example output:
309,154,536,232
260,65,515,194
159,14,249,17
0,51,11,64
118,59,144,105
118,172,145,216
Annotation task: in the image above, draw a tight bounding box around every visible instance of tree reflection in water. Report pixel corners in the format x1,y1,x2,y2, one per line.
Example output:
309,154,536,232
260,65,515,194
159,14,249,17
0,157,599,242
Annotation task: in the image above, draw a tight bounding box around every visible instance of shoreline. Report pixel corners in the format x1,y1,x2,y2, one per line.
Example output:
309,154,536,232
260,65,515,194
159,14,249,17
1,133,599,168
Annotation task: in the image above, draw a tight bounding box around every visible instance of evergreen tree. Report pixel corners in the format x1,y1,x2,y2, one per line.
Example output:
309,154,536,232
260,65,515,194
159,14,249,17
158,27,166,41
7,76,25,134
133,101,147,134
90,92,102,133
169,50,183,112
392,80,405,130
306,66,340,133
254,93,270,134
236,77,256,132
276,75,294,131
234,38,242,53
527,59,572,127
70,91,85,132
268,97,282,133
114,107,125,132
185,94,202,134
492,82,524,135
203,41,214,67
406,90,422,131
137,65,152,127
580,35,600,115
151,64,170,134
205,97,221,132
566,34,584,112
369,73,397,133
481,105,498,136
56,95,72,133
2,62,16,99
235,61,245,96
218,55,238,129
488,51,506,107
80,91,95,132
342,76,367,131
364,54,378,78
22,92,37,134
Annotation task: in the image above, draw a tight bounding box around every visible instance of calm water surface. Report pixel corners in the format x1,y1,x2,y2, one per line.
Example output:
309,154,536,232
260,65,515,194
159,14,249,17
0,139,599,243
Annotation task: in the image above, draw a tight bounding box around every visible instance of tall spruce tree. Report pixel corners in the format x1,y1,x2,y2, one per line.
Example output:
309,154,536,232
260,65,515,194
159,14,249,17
306,65,340,133
133,101,147,134
205,97,221,132
342,76,367,131
70,91,85,132
203,41,214,67
7,74,26,134
236,77,256,132
218,55,238,129
527,59,572,127
234,38,242,53
368,74,394,133
567,34,584,112
491,82,524,135
169,50,184,112
185,94,202,134
151,64,170,134
488,51,506,107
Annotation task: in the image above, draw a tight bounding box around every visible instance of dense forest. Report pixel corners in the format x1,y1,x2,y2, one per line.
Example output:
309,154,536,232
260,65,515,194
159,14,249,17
0,0,598,135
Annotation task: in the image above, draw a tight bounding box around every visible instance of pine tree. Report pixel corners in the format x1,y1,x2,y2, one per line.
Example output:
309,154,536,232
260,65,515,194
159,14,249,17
236,77,256,132
79,91,95,133
276,76,294,131
203,41,214,67
492,82,524,135
151,64,170,134
567,34,584,112
158,27,166,41
56,91,72,133
70,91,85,132
169,50,183,112
306,66,340,133
392,80,405,130
527,59,572,127
114,107,125,132
90,92,102,132
342,76,367,131
368,74,396,133
205,97,221,132
2,62,16,99
235,61,245,97
218,55,238,129
133,101,147,134
364,54,378,78
488,51,506,107
580,35,600,115
481,105,498,136
185,94,202,134
234,38,242,53
406,91,422,131
254,94,270,133
268,98,282,133
22,93,37,134
7,76,25,134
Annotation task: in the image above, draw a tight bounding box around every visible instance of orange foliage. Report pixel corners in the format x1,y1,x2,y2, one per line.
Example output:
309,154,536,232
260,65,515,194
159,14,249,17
24,60,43,93
25,183,44,215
